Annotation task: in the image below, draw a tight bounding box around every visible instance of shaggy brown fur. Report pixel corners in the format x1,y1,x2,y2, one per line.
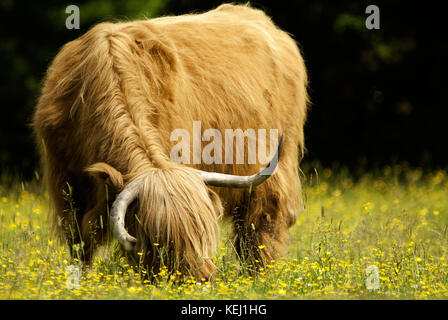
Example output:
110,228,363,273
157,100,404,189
33,3,309,279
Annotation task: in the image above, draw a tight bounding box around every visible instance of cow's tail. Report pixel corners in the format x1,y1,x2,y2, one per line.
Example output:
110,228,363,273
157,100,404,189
71,22,222,280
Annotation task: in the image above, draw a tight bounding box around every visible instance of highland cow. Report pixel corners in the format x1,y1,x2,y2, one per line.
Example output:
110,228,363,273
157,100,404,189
33,3,309,280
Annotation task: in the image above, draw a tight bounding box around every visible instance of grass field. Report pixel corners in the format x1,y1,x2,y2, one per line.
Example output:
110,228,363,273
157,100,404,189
1,163,448,299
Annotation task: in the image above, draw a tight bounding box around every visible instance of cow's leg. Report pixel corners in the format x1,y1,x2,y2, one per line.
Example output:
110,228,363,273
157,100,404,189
49,168,107,265
79,201,109,264
232,189,288,270
74,173,115,265
232,165,302,270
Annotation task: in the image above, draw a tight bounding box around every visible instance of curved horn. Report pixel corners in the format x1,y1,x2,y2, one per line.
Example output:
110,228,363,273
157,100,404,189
197,134,285,188
110,134,285,250
110,177,140,251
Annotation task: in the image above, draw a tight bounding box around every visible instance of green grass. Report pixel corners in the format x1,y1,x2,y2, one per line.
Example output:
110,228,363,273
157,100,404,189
1,163,448,299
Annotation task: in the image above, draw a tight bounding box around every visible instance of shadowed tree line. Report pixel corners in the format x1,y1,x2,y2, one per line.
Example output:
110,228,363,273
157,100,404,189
0,0,445,179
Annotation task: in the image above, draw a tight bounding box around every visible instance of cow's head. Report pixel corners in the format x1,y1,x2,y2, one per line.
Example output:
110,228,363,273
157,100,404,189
91,134,284,278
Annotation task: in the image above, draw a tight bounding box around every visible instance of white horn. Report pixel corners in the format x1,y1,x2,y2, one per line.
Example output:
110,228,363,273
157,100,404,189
197,134,285,188
110,177,140,251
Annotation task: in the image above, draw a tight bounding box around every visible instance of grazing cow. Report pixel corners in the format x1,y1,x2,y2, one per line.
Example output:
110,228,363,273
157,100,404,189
33,3,309,280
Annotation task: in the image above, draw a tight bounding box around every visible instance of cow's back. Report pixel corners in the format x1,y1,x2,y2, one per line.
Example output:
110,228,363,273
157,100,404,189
135,4,308,169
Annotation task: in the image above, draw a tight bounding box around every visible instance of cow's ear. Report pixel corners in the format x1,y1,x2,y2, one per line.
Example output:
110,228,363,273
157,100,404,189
85,162,124,191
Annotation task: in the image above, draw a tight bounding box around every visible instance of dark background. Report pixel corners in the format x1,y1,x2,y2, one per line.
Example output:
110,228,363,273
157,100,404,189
0,0,446,179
